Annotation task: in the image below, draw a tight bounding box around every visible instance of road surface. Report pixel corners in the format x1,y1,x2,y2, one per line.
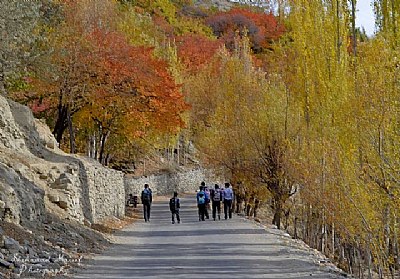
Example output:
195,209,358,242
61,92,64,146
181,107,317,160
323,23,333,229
73,198,345,279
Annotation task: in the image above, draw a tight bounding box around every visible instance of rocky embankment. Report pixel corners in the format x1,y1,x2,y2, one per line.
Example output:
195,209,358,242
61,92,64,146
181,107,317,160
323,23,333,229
0,94,222,278
0,95,128,278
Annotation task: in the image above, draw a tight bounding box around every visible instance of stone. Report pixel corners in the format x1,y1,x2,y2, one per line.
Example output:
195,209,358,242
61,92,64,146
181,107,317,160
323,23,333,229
50,173,75,190
13,260,22,269
0,199,5,209
57,200,68,210
38,252,49,261
4,237,21,252
83,220,91,227
47,193,59,203
28,247,37,258
18,245,27,254
46,140,56,150
67,165,78,175
0,258,14,269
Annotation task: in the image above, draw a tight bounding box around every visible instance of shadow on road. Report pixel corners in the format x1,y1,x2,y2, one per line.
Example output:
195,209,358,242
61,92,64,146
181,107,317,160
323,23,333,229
73,199,343,279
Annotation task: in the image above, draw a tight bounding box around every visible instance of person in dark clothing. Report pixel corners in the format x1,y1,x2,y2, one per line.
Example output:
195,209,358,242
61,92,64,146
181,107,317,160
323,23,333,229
141,183,152,222
211,184,222,221
196,186,206,221
169,191,181,224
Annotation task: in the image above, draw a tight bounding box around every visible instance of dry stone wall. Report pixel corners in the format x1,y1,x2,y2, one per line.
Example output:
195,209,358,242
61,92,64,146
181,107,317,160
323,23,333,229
0,94,125,227
79,158,125,223
124,168,226,199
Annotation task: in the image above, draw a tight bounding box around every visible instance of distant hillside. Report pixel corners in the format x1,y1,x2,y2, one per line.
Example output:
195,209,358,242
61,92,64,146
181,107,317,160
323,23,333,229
194,0,269,9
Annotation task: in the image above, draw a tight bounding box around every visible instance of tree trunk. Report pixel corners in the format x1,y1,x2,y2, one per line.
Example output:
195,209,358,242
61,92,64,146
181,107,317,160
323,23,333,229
332,222,335,256
367,242,372,279
350,0,357,56
53,103,69,145
67,109,76,154
321,215,327,253
98,130,110,165
94,133,98,160
105,153,110,166
336,0,341,62
176,138,180,165
254,199,259,218
0,66,6,95
88,134,96,159
394,214,400,269
272,199,282,229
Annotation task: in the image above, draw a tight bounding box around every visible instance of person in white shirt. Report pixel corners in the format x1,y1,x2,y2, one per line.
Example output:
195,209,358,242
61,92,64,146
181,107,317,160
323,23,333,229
223,182,234,219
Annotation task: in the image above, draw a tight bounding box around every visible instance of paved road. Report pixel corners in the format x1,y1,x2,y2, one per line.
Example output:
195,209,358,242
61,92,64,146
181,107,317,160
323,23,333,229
73,198,344,279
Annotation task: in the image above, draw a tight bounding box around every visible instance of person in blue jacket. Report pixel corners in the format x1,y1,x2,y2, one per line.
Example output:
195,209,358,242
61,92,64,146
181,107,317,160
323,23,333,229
141,183,152,222
201,181,210,219
197,185,206,221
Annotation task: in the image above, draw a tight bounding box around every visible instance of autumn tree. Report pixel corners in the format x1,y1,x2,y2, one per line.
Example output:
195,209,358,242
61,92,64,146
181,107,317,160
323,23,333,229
175,34,222,73
17,0,116,152
74,29,187,164
205,8,285,52
12,0,188,162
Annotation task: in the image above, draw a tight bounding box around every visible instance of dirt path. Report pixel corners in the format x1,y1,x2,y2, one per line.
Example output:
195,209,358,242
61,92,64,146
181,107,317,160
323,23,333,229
72,198,346,279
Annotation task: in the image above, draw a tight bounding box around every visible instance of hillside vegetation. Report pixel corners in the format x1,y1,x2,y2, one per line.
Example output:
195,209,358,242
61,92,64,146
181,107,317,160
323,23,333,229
1,0,400,278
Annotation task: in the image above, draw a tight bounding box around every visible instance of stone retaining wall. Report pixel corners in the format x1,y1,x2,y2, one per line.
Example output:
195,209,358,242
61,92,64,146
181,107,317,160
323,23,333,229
0,94,126,226
124,168,226,199
80,158,125,223
46,158,125,224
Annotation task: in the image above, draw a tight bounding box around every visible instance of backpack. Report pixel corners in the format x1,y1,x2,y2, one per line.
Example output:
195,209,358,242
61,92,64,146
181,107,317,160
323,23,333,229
224,188,233,200
198,193,205,205
169,198,176,211
142,189,151,203
204,188,210,203
213,189,221,202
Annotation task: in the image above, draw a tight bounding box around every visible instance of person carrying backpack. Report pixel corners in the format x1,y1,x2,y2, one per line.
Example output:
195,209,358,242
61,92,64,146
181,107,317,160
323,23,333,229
197,186,206,221
201,182,210,219
169,191,181,224
141,183,153,222
211,184,222,221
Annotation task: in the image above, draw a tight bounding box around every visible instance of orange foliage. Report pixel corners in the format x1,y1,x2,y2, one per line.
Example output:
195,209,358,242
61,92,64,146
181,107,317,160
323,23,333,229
206,8,285,52
175,34,222,73
84,29,188,135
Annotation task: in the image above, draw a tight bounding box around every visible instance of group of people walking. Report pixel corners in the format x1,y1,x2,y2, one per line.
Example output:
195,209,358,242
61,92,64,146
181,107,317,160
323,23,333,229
129,181,234,224
196,182,234,221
